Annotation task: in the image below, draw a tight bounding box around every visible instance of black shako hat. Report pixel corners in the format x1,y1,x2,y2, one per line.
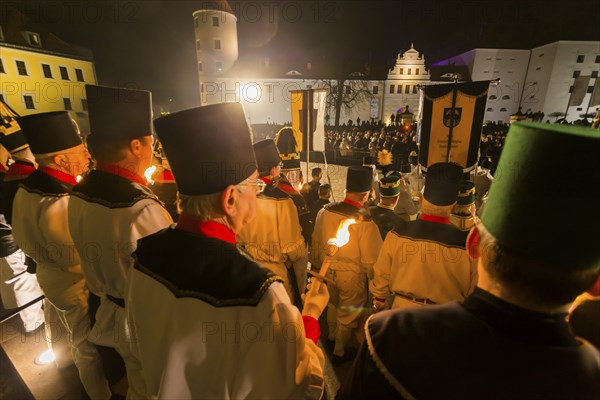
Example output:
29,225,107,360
275,127,300,170
153,103,257,195
86,84,153,139
423,162,463,206
18,111,82,154
346,165,373,192
253,139,281,176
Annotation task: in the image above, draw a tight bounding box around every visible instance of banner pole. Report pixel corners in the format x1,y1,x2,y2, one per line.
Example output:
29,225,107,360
446,75,459,162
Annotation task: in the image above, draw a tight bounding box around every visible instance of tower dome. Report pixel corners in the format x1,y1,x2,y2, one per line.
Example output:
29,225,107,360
193,0,238,80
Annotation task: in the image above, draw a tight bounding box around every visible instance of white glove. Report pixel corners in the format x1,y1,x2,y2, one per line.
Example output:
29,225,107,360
302,278,330,319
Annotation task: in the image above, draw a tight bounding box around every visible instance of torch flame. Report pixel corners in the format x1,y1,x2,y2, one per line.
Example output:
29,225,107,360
76,175,82,183
144,165,157,185
327,218,356,248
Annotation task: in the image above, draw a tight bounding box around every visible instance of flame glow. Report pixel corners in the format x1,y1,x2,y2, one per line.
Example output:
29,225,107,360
144,165,157,185
327,218,356,248
76,175,82,182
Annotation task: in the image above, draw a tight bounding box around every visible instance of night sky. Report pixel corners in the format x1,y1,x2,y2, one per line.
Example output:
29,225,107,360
8,0,600,112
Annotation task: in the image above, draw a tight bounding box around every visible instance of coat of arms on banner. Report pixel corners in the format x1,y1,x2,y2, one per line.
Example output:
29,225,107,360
443,108,462,128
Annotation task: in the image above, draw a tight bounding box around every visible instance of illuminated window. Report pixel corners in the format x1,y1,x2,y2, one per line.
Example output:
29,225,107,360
389,85,394,93
405,85,410,93
60,66,69,80
576,55,584,63
42,64,52,78
408,68,411,75
81,99,88,111
214,39,221,50
212,17,219,27
63,98,72,110
16,60,28,75
75,68,84,82
397,85,402,93
24,95,35,109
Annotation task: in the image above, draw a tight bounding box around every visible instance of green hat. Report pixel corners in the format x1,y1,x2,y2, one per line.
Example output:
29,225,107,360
481,122,600,270
457,181,476,206
379,173,402,197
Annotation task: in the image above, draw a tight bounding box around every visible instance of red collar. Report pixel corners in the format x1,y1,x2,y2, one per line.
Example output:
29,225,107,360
420,213,451,225
343,198,363,209
39,166,78,186
176,213,236,244
6,161,36,179
96,163,146,186
259,177,273,185
154,170,175,183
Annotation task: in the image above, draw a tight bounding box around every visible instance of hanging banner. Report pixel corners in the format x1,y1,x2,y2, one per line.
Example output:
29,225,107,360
419,81,490,171
289,89,328,154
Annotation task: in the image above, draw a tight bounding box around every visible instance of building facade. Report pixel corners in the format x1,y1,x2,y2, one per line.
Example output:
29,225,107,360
434,41,600,123
382,44,430,125
0,7,97,134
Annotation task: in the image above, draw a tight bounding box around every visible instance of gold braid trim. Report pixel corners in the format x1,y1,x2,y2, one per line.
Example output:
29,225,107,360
280,153,300,161
365,315,417,400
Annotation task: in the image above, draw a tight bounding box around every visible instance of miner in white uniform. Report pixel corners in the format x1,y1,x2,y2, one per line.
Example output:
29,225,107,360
371,162,478,312
69,85,173,399
238,139,307,305
11,111,111,399
310,165,383,364
126,103,329,399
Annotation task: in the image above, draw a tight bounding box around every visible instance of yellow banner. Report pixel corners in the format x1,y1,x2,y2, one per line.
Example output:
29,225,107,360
290,91,304,152
427,91,476,167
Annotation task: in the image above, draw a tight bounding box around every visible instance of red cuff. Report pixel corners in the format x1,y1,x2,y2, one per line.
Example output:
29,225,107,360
374,297,386,302
302,315,320,345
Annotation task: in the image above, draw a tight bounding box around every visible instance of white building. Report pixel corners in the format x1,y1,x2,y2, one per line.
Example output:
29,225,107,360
526,41,599,122
383,44,430,125
434,41,600,123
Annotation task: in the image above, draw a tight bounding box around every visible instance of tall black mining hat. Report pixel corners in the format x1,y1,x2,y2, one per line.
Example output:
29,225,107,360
346,165,373,193
275,126,300,170
423,162,463,206
153,103,257,195
253,139,282,176
18,111,82,154
86,84,153,139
